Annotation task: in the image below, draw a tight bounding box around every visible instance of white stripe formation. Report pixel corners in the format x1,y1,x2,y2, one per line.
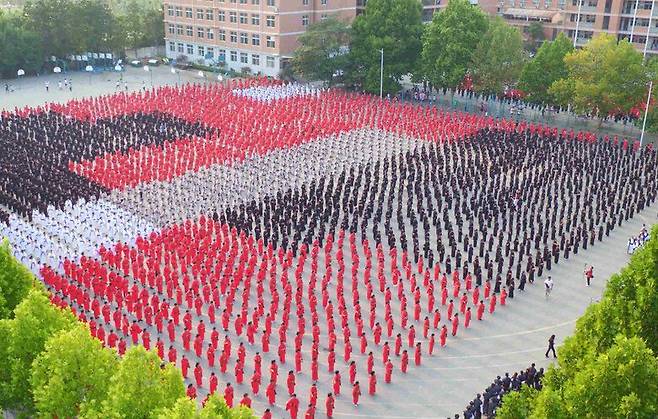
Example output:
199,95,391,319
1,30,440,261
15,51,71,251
232,82,322,103
1,198,156,274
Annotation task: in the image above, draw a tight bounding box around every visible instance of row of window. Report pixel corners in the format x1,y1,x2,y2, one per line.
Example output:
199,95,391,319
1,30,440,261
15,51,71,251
168,42,277,67
168,25,277,47
167,7,279,27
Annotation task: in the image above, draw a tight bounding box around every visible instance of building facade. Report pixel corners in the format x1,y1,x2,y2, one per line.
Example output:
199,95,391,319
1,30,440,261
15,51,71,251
499,0,658,55
164,0,357,77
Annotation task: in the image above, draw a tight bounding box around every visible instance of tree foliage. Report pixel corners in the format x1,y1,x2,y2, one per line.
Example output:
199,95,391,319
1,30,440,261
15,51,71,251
420,0,488,91
0,289,77,412
31,324,119,417
471,17,525,94
495,385,538,419
157,397,198,419
199,394,256,419
0,11,44,78
112,0,165,50
101,346,185,418
549,33,648,120
292,18,351,85
0,238,34,319
349,0,423,94
525,22,545,52
518,33,573,105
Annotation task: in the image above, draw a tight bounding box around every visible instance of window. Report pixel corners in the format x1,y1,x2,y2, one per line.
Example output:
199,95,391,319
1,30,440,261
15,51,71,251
266,15,275,27
219,29,226,40
230,50,237,61
198,46,205,56
176,24,183,35
321,0,327,4
206,9,213,20
167,5,174,16
252,54,260,65
302,15,309,26
197,27,204,37
266,36,275,48
252,14,260,25
175,6,182,16
187,44,194,55
207,47,214,58
266,56,275,67
587,0,597,6
177,43,184,53
240,12,247,24
267,0,275,5
168,24,175,34
585,14,596,23
186,26,193,36
207,28,214,39
252,34,260,45
230,31,237,42
219,49,226,60
230,11,237,23
303,0,309,4
185,7,192,18
240,0,247,3
252,0,260,4
558,0,565,8
240,32,248,44
196,9,204,19
240,52,248,63
218,11,225,21
321,13,328,20
169,41,176,52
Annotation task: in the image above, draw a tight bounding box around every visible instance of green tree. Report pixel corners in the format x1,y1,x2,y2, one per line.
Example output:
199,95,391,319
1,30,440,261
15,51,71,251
420,0,488,92
549,33,648,123
349,0,423,94
199,394,256,419
0,238,34,319
113,0,165,50
101,346,185,418
518,33,573,104
496,385,538,419
30,324,119,417
471,17,525,95
0,11,44,78
0,289,77,412
158,397,198,419
526,22,545,52
292,17,351,85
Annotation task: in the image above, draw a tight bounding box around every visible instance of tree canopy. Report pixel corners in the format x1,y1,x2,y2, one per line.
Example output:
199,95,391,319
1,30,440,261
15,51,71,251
549,33,648,120
518,32,573,105
0,238,34,319
0,11,43,78
471,16,525,94
421,0,488,91
101,346,185,418
349,0,423,94
292,17,351,85
31,324,119,417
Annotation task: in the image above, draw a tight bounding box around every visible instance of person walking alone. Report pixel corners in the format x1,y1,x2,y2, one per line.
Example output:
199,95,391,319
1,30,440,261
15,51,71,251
545,334,557,358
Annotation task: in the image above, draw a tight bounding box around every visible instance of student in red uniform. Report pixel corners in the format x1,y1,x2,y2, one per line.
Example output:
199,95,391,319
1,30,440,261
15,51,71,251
440,325,448,347
451,313,459,336
401,350,409,373
263,409,272,419
477,300,485,320
181,355,190,378
352,382,361,406
414,342,422,365
385,359,393,383
368,371,376,395
285,394,300,419
332,371,341,396
194,362,203,387
325,393,335,418
239,393,251,408
209,372,218,394
465,307,472,328
266,380,277,405
287,370,296,395
349,361,357,385
224,382,234,408
186,384,196,400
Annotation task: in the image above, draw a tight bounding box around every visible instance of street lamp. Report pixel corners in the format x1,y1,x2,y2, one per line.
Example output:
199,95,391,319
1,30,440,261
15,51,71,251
379,48,384,99
17,69,24,78
53,66,62,74
85,65,93,84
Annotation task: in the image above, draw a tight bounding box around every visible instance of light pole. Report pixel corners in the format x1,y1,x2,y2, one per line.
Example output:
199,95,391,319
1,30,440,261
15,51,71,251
573,0,583,48
379,48,384,99
171,66,181,85
638,1,654,148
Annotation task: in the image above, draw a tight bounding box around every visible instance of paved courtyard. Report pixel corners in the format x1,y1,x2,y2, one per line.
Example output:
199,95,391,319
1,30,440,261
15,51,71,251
1,73,656,419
